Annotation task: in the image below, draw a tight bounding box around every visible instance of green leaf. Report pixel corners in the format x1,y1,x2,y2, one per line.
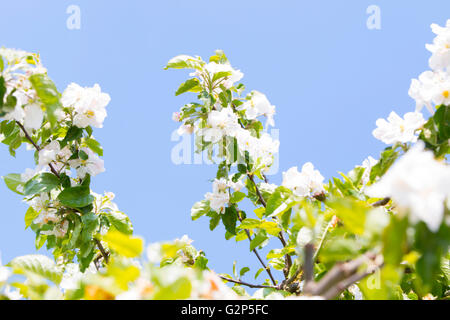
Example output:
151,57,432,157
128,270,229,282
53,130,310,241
57,186,94,208
209,212,221,231
222,206,238,235
419,105,450,157
68,218,82,249
255,268,264,280
62,126,83,144
23,173,60,196
104,211,133,235
79,150,88,161
250,230,268,251
382,216,408,266
239,267,250,277
153,277,192,300
319,238,361,263
191,200,211,221
102,231,144,258
85,138,103,157
327,198,369,235
238,218,261,230
8,254,63,284
29,74,62,127
370,147,400,183
164,55,203,70
230,191,246,203
80,213,100,243
175,78,202,96
265,186,293,217
3,173,24,195
24,207,39,229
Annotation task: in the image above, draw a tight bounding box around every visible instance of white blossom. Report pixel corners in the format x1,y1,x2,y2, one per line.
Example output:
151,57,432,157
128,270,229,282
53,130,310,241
372,111,425,145
409,70,450,113
147,243,163,264
62,83,110,128
426,20,450,71
205,178,230,214
202,108,240,143
38,141,60,167
41,220,69,238
3,286,22,300
366,142,450,232
238,91,276,127
235,129,279,170
69,147,105,179
23,103,43,131
177,124,194,135
282,162,325,197
172,112,181,122
3,104,25,122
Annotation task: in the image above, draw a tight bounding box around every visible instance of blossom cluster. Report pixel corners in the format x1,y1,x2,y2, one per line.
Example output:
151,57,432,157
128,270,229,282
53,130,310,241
408,20,450,113
367,20,450,232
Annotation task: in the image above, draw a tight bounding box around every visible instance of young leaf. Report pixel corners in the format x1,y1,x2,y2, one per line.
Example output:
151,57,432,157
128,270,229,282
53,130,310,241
102,231,144,258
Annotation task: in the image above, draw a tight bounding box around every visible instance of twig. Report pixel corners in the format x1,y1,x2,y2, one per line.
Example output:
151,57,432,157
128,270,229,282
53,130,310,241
16,121,60,178
248,173,293,277
219,276,278,289
303,243,315,284
238,213,277,286
304,252,381,298
94,239,109,264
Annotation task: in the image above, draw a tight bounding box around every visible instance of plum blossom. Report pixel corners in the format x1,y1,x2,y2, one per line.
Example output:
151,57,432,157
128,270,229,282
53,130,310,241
238,91,276,127
372,111,425,145
366,142,450,232
69,147,105,179
426,20,450,71
282,162,325,197
61,83,110,128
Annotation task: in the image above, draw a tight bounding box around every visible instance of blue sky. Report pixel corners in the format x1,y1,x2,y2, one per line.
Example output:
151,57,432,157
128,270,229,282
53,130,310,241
1,0,449,282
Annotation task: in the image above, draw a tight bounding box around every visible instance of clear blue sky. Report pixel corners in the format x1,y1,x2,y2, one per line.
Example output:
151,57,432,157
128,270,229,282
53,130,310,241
1,1,449,281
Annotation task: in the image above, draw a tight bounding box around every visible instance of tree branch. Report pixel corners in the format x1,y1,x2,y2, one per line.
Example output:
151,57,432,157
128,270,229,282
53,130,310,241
248,173,293,278
16,121,60,178
16,120,110,265
94,239,109,264
238,213,277,286
219,275,278,289
304,252,382,299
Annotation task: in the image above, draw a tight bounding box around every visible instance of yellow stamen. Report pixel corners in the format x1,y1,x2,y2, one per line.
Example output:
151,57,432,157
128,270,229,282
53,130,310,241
86,110,95,118
443,90,449,98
